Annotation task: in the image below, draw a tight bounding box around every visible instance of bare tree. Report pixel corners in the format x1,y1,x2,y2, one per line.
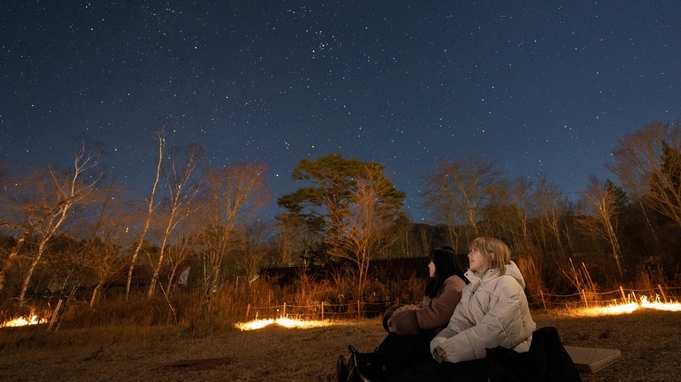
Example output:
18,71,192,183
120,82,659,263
232,220,273,285
273,213,319,266
150,194,206,297
533,174,567,256
421,177,462,247
607,120,681,229
328,164,404,298
147,143,203,296
162,215,201,297
0,163,47,293
87,184,134,307
0,141,104,304
576,177,625,277
422,155,504,240
41,234,88,331
126,127,164,299
507,176,536,251
386,214,412,259
415,224,434,256
481,176,536,251
199,162,269,303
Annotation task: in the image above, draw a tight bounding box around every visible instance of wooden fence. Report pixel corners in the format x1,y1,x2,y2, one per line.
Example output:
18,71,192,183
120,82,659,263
238,285,681,321
529,285,681,310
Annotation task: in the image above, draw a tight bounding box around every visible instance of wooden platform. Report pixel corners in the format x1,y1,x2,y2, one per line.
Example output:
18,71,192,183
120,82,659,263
564,346,621,373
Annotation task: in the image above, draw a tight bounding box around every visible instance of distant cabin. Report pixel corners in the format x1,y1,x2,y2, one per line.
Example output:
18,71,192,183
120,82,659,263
104,264,191,289
260,255,468,286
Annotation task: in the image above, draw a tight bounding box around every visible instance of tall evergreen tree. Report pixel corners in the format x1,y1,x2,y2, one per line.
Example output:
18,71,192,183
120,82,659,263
278,154,405,268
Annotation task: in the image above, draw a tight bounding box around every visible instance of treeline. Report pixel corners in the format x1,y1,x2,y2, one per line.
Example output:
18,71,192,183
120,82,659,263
1,120,681,317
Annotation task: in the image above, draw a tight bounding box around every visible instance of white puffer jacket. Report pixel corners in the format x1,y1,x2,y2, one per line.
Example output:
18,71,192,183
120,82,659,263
430,261,536,363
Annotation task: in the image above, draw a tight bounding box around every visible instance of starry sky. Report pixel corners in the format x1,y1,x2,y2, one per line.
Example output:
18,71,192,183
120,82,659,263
2,1,680,222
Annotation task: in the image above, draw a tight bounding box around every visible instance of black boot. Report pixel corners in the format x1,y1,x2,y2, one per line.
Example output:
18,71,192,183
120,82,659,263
347,362,375,382
347,345,384,380
337,355,348,382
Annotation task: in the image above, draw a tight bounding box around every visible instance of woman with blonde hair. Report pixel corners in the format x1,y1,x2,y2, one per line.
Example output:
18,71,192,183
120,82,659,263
430,236,535,364
338,246,469,381
375,237,580,382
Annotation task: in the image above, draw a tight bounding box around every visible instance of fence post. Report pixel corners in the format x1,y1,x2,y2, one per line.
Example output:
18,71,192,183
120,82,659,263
282,302,287,317
357,300,361,320
540,290,547,310
246,303,251,320
581,289,589,308
321,301,325,321
658,284,668,303
619,286,627,303
47,299,63,331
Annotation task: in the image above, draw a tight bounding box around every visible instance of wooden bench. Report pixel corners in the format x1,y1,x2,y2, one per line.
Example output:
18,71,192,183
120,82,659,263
564,346,621,373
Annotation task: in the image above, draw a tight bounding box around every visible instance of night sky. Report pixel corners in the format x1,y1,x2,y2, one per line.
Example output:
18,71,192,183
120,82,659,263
2,1,680,222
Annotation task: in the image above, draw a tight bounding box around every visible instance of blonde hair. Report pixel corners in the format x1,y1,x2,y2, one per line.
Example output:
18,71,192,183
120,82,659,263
469,237,511,275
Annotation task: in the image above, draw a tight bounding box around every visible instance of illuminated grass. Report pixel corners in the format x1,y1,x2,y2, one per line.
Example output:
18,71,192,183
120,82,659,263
571,295,681,316
0,315,48,328
235,317,335,331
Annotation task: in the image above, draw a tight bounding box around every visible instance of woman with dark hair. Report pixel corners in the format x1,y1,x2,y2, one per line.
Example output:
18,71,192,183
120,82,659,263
337,246,469,381
375,237,580,382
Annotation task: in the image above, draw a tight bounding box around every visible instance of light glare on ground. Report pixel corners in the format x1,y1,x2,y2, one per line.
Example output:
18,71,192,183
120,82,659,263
235,317,333,330
0,315,47,328
574,295,681,316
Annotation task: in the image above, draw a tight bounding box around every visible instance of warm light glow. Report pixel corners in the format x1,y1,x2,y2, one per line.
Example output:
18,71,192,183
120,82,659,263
235,317,333,331
577,302,639,316
236,318,275,330
573,294,681,316
639,295,681,311
0,315,47,328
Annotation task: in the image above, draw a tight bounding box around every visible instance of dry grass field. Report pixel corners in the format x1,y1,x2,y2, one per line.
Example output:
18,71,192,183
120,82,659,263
0,309,679,382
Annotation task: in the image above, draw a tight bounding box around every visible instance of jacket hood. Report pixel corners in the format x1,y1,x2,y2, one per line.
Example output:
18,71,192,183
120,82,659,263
503,261,526,289
466,260,526,289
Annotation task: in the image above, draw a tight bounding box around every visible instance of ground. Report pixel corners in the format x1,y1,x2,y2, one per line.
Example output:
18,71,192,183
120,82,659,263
0,309,679,381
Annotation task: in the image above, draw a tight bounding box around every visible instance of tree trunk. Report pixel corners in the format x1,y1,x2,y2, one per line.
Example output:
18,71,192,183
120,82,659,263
18,236,51,305
90,282,103,308
126,130,164,299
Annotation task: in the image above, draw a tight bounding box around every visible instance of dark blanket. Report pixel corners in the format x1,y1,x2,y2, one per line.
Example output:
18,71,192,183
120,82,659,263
488,326,582,382
380,326,581,382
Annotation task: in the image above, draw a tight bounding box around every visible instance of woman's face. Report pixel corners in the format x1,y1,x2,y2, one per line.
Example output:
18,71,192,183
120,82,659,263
428,260,436,278
468,247,489,273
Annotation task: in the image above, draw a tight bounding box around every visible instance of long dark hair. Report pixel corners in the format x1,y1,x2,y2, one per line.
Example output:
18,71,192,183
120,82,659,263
424,246,470,299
